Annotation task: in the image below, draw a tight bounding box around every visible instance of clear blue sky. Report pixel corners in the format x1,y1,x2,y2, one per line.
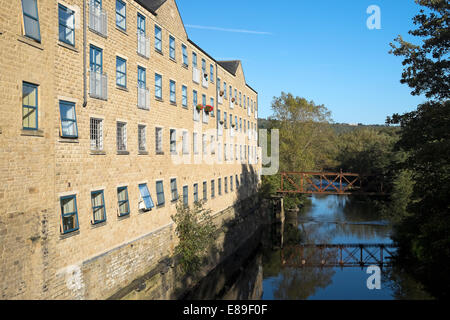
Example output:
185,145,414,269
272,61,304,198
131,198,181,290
176,0,427,124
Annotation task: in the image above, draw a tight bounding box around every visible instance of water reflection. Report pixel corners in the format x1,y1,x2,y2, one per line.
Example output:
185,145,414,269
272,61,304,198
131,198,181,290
183,195,433,300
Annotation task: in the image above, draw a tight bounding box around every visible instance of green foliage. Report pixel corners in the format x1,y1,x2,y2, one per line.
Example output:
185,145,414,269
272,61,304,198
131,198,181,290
270,92,337,172
388,100,450,298
335,127,399,175
171,200,217,275
389,0,449,100
387,0,449,298
382,169,415,223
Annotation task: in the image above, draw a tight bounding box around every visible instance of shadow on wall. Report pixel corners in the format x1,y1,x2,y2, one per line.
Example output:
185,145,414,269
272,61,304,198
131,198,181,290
172,163,266,300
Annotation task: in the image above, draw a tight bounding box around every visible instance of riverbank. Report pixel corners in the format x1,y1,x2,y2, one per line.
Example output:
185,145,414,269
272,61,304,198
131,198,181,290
108,194,277,300
184,195,434,300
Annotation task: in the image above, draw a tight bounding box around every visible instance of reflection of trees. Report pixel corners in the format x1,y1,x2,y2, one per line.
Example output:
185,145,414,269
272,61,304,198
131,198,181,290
273,267,335,300
297,195,392,243
382,265,434,300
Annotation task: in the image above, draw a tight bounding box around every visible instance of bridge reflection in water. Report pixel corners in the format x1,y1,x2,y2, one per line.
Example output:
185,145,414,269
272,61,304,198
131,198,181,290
281,244,396,268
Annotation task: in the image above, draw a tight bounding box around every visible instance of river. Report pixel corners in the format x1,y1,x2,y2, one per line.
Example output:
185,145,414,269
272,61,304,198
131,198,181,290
183,194,433,300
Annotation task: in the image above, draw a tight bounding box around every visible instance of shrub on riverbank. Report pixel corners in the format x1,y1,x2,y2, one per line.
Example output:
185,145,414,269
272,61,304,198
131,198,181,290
171,200,217,275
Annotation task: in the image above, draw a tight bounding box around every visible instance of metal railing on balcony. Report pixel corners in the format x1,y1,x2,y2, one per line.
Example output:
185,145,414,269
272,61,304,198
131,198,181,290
89,1,107,37
137,86,150,110
89,70,107,100
192,68,200,84
218,94,223,105
137,32,150,58
202,74,209,88
193,107,200,122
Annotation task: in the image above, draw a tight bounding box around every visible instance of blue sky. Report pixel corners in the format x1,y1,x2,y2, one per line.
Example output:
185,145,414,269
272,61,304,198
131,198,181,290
176,0,428,124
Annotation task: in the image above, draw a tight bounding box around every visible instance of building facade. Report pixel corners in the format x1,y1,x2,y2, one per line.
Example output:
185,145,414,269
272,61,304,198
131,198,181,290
0,0,260,299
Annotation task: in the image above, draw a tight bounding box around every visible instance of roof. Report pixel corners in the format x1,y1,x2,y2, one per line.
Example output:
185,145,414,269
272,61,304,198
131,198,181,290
217,60,241,76
134,0,167,15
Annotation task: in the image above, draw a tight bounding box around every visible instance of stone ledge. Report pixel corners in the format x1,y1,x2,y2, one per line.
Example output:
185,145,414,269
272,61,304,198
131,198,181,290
21,129,44,137
90,150,106,155
58,41,79,53
17,35,43,50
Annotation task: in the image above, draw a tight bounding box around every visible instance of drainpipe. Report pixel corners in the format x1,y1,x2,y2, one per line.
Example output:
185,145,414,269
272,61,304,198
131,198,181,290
215,62,218,139
83,0,87,107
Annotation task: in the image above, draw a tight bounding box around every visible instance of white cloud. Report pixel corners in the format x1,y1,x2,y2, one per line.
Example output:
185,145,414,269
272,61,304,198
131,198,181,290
185,24,273,35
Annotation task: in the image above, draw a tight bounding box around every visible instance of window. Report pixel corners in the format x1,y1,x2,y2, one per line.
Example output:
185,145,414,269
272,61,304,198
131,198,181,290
137,13,145,35
90,45,103,73
155,127,163,153
116,0,126,31
182,131,189,154
210,64,214,83
139,183,154,210
202,59,206,77
117,187,130,216
155,73,162,99
155,25,162,52
193,184,198,203
193,132,198,154
183,186,188,206
156,180,165,206
90,118,103,150
225,177,228,193
224,82,227,98
182,85,187,108
218,178,222,195
210,135,215,154
135,67,145,89
170,129,176,154
169,35,175,60
193,90,198,106
21,0,41,41
202,134,207,155
170,80,176,103
182,44,188,66
217,78,221,94
230,176,233,191
170,178,179,201
116,57,127,88
22,82,38,130
203,181,207,201
202,94,206,106
210,97,215,116
236,175,240,188
224,111,227,128
59,4,75,45
244,95,246,108
117,122,127,151
239,92,242,106
59,100,78,138
91,190,106,224
138,124,146,152
239,118,242,132
192,52,197,68
211,180,215,198
60,195,79,234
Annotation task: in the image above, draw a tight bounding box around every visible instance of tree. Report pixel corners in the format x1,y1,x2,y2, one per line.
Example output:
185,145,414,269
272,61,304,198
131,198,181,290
387,0,450,299
171,200,217,275
389,0,449,100
270,92,336,172
262,92,336,210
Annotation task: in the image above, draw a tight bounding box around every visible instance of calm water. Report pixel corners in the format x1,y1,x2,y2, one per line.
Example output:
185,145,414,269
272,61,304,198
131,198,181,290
184,195,433,300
